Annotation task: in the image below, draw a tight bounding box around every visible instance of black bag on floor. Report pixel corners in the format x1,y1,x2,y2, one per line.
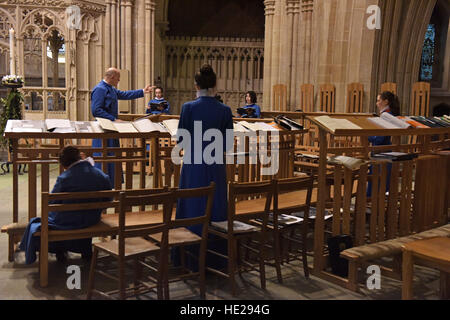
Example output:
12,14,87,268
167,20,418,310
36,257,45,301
327,235,353,277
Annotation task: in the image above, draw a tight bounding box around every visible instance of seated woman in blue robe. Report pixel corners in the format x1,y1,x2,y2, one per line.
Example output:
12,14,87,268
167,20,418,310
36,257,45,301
237,91,261,118
146,86,170,115
175,64,234,271
367,91,401,197
19,146,112,264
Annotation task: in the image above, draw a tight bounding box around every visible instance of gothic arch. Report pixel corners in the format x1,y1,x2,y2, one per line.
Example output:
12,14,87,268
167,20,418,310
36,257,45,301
372,0,437,114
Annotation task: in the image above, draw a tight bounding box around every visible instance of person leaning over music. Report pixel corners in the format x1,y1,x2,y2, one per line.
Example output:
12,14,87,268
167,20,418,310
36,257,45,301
146,86,170,115
19,146,112,264
367,91,401,197
91,68,154,186
238,91,261,118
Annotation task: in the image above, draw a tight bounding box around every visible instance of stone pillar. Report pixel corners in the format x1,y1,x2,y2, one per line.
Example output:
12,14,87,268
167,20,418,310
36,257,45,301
105,0,112,67
124,0,133,72
286,0,301,109
136,0,145,112
120,0,126,69
263,0,275,110
111,0,117,67
143,0,156,114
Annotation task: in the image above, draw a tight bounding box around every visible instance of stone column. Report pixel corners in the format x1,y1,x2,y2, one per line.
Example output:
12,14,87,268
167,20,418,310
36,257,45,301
120,0,126,69
143,0,156,113
124,0,133,72
286,0,301,109
136,0,145,111
105,0,112,67
111,0,117,67
263,0,275,110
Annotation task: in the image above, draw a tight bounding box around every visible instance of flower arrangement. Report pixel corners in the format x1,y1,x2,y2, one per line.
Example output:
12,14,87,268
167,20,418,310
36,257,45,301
1,75,24,86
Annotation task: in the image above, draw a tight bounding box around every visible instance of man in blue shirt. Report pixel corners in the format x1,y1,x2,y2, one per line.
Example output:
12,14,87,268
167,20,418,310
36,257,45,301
146,86,170,115
91,68,154,186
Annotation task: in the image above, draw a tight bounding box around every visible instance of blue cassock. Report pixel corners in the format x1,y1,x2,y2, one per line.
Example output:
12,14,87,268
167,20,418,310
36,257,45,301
146,98,170,115
91,80,144,186
240,104,262,118
175,96,234,270
367,110,393,197
19,161,112,264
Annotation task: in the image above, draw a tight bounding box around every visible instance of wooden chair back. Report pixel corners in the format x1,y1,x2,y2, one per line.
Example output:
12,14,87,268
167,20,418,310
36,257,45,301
380,82,397,95
273,84,287,112
300,84,314,112
413,155,448,232
228,180,274,226
171,182,216,233
411,82,430,116
346,83,364,113
273,176,314,225
319,84,335,113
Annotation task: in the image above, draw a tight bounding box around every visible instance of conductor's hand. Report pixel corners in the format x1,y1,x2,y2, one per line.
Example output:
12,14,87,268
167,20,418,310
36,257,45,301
143,85,155,94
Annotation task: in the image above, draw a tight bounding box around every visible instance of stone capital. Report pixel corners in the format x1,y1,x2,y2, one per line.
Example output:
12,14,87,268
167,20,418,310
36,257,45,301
264,0,276,16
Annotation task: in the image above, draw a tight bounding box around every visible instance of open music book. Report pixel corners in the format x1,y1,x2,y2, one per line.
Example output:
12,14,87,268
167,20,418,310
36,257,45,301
314,116,362,133
238,121,280,132
211,221,258,233
327,155,368,170
6,120,45,133
96,118,139,133
368,112,411,129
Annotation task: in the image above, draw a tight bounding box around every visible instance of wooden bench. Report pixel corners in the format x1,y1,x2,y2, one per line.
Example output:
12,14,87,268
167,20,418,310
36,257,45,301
20,188,172,287
334,155,450,292
341,224,450,291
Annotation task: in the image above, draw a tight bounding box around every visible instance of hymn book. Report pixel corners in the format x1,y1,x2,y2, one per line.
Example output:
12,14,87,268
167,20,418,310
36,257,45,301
314,116,362,133
368,112,411,129
327,155,368,170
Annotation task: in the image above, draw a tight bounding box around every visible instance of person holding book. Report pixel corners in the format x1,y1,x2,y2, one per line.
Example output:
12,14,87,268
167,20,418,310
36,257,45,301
19,146,112,264
175,64,234,270
91,68,154,186
146,86,170,115
367,91,400,197
237,91,261,118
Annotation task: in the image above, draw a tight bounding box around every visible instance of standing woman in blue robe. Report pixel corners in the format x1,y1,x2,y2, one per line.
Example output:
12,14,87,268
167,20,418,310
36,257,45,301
91,68,154,187
367,91,401,197
176,64,234,270
238,91,261,118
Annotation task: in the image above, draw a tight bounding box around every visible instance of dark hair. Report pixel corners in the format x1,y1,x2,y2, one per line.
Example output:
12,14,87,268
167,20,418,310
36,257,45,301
246,91,257,104
432,103,450,117
380,91,400,116
155,86,163,93
59,146,81,168
195,64,216,89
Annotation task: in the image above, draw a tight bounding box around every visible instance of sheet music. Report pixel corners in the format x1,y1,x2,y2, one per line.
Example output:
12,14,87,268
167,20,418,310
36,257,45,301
367,117,399,129
314,116,362,133
380,112,411,129
9,120,44,133
113,122,138,133
233,122,250,133
162,119,179,136
74,121,94,133
133,118,164,133
96,118,117,132
45,119,71,130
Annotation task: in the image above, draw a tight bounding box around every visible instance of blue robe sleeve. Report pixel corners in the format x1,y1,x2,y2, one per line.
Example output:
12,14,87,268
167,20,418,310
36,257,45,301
91,87,115,121
369,136,391,146
254,105,261,118
224,107,234,152
116,89,144,100
163,101,170,114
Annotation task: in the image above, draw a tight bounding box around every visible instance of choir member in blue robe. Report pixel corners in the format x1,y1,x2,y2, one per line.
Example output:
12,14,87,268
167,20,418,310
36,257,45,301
175,64,234,270
91,68,154,186
146,86,170,115
19,146,112,264
367,92,401,197
238,91,261,118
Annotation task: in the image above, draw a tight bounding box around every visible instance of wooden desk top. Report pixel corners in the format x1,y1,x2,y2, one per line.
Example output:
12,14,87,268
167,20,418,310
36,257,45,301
402,237,450,265
307,115,450,136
